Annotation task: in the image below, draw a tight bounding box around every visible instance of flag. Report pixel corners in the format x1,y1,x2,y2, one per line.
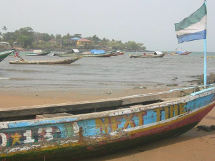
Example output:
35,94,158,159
175,2,207,43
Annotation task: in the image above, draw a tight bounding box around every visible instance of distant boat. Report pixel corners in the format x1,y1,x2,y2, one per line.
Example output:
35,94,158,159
55,50,116,57
171,51,191,55
117,50,125,55
53,49,80,56
25,50,50,56
129,51,165,58
81,52,115,57
9,57,80,65
0,50,12,62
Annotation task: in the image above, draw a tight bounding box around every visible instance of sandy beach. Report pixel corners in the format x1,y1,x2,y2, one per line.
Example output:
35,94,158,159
1,86,215,161
0,86,171,108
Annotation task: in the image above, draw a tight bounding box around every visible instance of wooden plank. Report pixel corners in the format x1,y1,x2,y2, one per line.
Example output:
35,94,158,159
0,99,122,119
0,88,196,119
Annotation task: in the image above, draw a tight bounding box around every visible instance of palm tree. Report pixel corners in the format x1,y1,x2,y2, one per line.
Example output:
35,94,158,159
2,26,7,33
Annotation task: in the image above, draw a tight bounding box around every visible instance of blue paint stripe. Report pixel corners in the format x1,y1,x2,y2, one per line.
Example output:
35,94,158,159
177,30,206,43
187,94,214,112
8,117,77,128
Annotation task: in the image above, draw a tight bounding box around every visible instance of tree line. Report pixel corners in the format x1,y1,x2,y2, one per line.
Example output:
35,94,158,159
0,26,146,51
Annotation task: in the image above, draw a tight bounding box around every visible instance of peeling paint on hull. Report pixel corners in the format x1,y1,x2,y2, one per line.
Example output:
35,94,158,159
0,87,215,161
0,122,201,161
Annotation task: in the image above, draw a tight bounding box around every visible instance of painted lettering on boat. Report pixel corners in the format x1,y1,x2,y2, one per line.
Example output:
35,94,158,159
95,112,147,134
95,103,187,134
0,122,79,148
0,103,188,147
0,133,7,147
155,103,187,122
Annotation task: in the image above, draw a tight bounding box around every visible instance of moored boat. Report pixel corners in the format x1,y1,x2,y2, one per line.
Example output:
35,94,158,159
0,50,12,62
0,85,215,160
56,50,115,58
171,51,191,55
9,57,80,65
80,52,115,57
81,50,116,57
117,50,125,55
25,50,50,56
130,51,165,58
53,49,80,57
181,51,191,55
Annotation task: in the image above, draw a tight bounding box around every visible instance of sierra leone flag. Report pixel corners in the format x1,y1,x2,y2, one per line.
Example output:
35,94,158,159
175,2,207,43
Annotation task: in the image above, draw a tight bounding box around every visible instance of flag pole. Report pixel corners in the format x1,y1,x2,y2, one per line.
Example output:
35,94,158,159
204,39,207,87
204,0,207,88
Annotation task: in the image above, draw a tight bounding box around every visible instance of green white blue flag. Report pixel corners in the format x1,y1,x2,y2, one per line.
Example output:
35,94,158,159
175,3,207,43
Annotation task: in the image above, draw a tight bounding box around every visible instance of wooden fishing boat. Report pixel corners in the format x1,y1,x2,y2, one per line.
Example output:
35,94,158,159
130,52,165,58
56,52,115,58
53,49,80,57
0,50,12,62
117,50,125,55
25,50,50,56
56,53,80,57
181,51,191,55
80,52,115,57
0,85,215,160
9,57,80,65
171,51,191,55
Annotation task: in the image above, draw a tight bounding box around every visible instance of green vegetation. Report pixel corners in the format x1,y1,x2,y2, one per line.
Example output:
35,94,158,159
0,26,146,51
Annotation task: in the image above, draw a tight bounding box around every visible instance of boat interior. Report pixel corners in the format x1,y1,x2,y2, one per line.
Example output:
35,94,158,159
0,85,214,122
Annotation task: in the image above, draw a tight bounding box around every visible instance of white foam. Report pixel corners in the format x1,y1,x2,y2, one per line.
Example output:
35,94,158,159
0,77,10,80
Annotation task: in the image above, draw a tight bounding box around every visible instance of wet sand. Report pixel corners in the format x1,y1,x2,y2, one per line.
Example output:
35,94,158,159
0,87,215,161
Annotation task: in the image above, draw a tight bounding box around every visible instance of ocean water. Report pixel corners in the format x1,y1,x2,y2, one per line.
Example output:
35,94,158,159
0,52,214,90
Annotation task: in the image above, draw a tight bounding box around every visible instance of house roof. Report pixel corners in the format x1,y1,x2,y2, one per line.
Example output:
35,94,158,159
78,39,91,42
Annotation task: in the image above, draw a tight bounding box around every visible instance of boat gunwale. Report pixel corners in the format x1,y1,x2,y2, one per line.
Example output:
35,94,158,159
0,51,12,57
0,87,214,129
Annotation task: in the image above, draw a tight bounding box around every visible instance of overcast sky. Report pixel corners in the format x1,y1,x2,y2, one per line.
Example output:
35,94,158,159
1,0,214,52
